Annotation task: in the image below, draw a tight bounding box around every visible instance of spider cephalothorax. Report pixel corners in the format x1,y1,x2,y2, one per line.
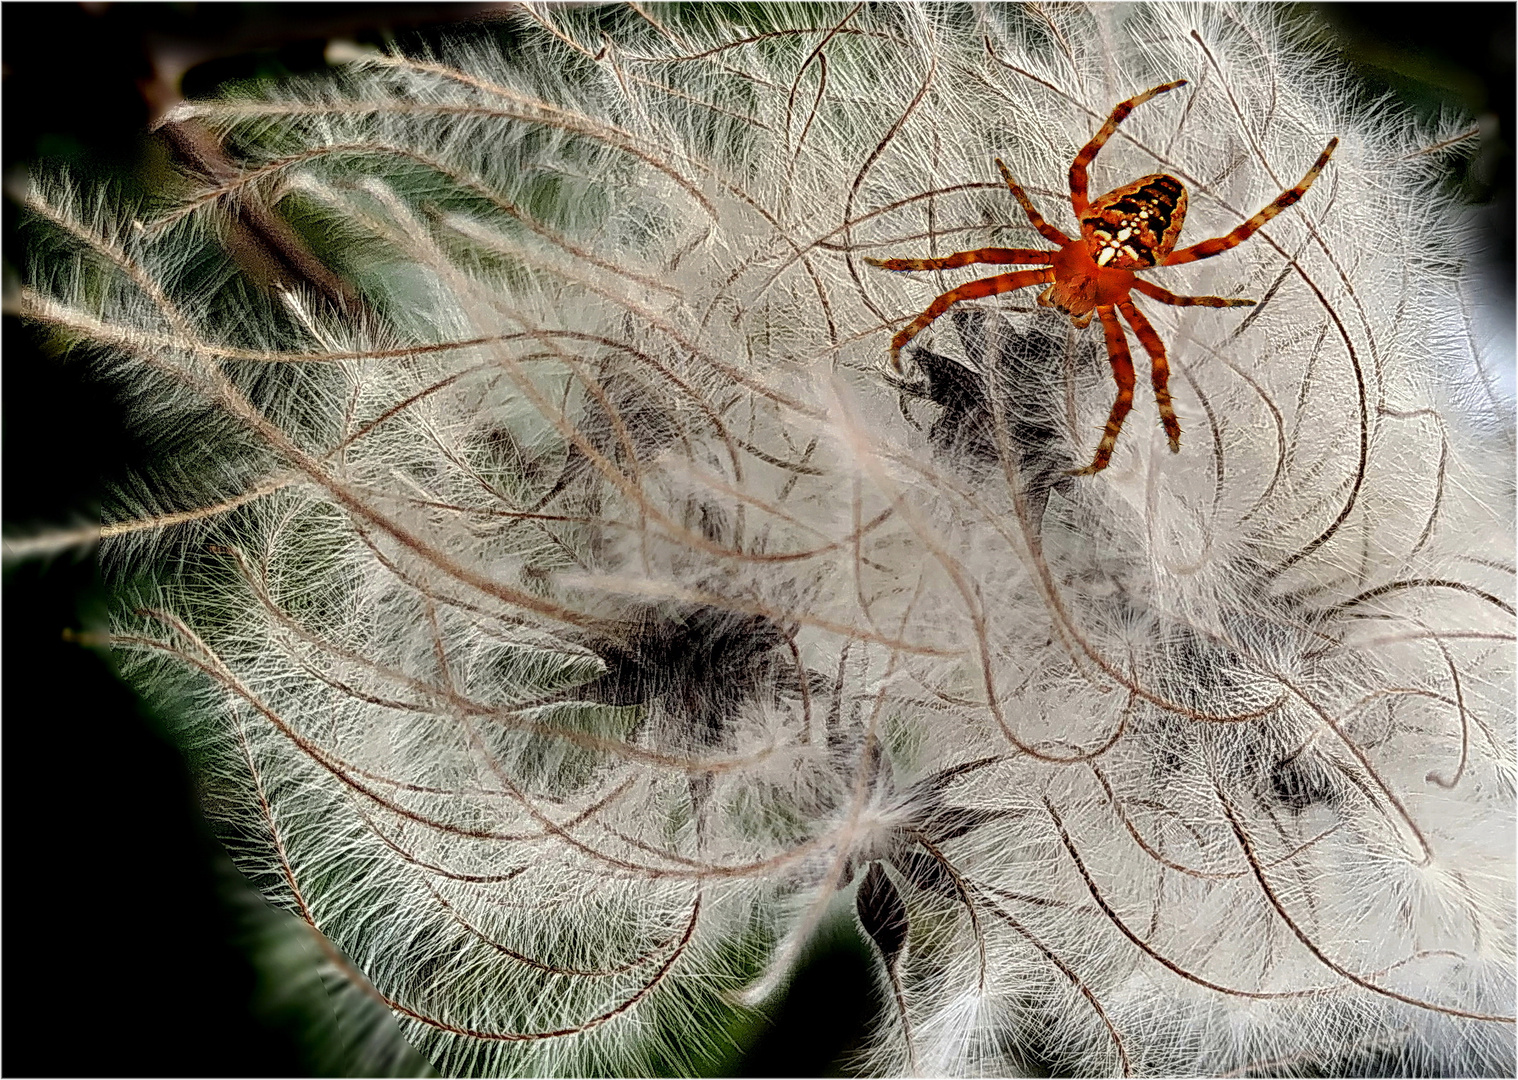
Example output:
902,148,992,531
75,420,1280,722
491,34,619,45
868,80,1337,475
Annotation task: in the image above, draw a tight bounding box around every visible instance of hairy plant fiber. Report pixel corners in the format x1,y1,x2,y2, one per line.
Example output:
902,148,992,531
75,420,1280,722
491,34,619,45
13,3,1515,1076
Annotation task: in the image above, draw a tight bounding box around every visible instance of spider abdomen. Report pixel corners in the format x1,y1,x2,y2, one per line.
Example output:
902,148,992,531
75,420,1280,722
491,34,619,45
1080,173,1188,268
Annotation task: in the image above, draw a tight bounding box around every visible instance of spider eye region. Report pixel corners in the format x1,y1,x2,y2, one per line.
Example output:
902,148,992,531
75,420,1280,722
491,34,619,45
1081,173,1188,269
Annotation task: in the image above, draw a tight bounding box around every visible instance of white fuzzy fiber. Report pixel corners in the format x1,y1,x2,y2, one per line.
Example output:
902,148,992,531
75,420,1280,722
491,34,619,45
16,3,1515,1075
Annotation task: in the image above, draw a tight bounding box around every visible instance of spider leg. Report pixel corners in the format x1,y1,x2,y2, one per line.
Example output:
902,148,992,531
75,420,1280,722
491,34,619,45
1069,80,1187,214
1069,305,1137,476
994,160,1071,245
1133,279,1256,308
866,248,1051,272
1163,138,1338,266
886,267,1053,370
1117,298,1180,453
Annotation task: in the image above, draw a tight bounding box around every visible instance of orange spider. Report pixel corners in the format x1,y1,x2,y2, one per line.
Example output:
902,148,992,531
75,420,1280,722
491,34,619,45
867,80,1337,475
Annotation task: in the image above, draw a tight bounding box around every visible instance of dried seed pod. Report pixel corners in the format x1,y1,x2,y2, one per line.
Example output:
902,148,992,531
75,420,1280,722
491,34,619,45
12,3,1513,1076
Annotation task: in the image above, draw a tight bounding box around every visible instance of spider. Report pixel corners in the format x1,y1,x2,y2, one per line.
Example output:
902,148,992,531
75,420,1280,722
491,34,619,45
867,80,1337,475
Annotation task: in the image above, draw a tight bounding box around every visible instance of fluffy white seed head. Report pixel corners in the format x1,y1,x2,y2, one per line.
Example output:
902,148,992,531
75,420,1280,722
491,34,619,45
16,3,1514,1075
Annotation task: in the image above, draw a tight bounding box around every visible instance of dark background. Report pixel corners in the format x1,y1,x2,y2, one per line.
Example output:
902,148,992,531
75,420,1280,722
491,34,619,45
3,4,1512,1076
